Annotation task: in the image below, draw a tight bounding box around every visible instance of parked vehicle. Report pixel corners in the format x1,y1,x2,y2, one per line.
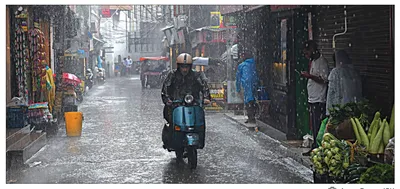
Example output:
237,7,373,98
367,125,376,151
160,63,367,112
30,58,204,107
139,57,169,88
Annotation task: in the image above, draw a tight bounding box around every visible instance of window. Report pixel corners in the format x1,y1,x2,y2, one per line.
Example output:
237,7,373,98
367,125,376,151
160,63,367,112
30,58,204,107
273,19,288,85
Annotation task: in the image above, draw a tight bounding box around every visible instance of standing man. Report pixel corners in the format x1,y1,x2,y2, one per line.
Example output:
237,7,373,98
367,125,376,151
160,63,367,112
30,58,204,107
127,56,133,75
236,50,259,123
122,57,128,76
301,40,329,155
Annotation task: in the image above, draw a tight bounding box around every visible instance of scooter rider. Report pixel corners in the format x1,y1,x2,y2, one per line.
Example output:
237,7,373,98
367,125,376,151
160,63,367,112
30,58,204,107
161,53,211,146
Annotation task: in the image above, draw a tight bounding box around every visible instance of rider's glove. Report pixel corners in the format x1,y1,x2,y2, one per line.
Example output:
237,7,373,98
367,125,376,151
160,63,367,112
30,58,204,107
204,99,211,105
166,99,173,106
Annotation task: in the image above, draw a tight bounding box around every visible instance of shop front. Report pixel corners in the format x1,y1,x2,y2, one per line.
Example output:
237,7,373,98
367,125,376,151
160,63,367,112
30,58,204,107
238,5,311,139
191,26,238,111
312,5,394,117
7,5,64,131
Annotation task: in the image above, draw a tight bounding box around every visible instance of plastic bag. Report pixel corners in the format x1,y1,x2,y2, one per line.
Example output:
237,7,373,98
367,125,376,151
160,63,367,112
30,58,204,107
316,117,329,147
302,134,313,148
384,137,395,165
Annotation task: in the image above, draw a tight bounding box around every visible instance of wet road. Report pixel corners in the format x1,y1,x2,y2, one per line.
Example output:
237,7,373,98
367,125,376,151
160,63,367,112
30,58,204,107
7,75,312,184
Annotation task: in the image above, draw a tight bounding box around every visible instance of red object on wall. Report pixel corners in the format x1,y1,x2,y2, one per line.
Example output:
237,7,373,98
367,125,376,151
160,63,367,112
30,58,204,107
102,6,111,18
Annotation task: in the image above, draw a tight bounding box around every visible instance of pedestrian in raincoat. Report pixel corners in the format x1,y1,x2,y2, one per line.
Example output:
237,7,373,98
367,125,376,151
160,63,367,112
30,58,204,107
326,50,363,115
236,51,259,123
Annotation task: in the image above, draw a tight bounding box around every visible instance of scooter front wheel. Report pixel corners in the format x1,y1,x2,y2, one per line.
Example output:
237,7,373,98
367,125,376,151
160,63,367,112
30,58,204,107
187,147,197,169
175,149,184,160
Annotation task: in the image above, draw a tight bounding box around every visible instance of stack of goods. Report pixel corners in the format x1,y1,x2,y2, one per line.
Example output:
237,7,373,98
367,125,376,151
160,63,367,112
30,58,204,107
311,103,395,184
62,84,78,112
28,102,53,125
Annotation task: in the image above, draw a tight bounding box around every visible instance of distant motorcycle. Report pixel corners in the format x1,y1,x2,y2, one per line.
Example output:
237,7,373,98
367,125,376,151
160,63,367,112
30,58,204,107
96,67,106,84
86,69,94,89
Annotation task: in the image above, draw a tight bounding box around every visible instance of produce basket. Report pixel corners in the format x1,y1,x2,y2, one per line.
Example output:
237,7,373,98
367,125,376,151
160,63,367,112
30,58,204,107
311,102,395,184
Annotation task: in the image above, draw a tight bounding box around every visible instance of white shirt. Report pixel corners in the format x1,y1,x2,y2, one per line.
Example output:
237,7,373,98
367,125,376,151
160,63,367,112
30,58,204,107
307,55,329,103
127,58,132,68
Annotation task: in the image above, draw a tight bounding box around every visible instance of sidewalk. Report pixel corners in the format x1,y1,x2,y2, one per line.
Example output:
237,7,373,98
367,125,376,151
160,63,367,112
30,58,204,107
224,112,312,170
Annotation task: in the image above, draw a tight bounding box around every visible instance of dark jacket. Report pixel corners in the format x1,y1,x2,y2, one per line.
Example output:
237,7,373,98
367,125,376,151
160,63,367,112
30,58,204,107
161,69,211,104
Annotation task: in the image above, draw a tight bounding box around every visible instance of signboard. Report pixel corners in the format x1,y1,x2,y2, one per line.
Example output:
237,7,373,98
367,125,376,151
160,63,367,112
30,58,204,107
210,12,222,28
201,29,238,44
223,15,237,27
227,81,243,103
204,82,226,111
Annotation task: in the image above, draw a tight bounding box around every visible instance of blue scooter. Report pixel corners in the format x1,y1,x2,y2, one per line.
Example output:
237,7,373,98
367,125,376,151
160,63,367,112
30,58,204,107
163,94,206,169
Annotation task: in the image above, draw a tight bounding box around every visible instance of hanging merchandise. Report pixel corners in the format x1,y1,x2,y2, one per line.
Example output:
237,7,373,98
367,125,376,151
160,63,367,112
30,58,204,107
28,19,47,103
14,9,29,104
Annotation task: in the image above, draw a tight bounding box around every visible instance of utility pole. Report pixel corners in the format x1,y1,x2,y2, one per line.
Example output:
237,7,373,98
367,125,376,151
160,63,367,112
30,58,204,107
129,10,131,53
126,10,128,52
188,5,191,28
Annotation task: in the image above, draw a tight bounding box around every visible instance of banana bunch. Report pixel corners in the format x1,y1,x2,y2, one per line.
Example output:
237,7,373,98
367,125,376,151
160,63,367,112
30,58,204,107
311,133,351,177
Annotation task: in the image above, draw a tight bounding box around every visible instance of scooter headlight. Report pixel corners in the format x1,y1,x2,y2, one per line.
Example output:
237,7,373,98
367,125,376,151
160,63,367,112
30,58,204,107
184,95,194,104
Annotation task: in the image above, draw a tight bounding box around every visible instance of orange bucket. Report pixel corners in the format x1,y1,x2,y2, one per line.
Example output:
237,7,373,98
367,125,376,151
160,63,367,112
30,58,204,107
64,112,83,137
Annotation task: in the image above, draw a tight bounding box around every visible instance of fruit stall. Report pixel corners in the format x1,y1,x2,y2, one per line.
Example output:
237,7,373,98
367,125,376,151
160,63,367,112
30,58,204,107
311,101,395,184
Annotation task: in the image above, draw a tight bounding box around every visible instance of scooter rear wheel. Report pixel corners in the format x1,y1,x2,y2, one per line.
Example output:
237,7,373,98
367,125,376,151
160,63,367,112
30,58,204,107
187,148,197,169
